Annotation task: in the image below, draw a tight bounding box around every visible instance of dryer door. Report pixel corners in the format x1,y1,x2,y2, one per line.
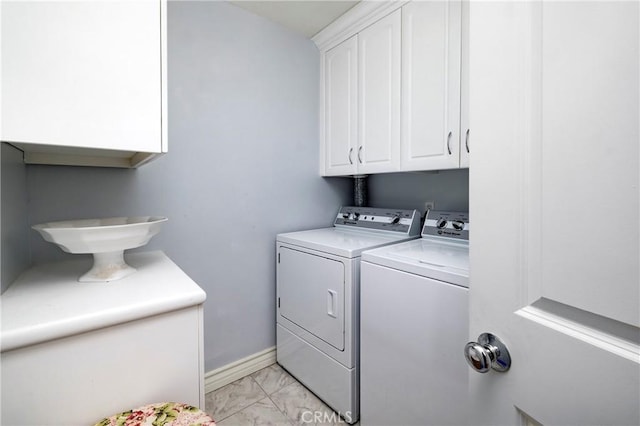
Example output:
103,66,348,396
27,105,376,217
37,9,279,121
278,247,345,351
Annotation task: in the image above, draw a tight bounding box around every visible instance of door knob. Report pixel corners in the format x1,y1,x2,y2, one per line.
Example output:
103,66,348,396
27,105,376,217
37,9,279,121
464,333,511,373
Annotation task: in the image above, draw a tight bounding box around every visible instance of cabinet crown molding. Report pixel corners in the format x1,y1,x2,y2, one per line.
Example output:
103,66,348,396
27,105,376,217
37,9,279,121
312,0,408,52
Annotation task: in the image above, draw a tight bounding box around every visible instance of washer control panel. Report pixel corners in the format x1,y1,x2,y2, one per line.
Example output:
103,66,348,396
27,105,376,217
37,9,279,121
334,206,421,236
423,210,469,241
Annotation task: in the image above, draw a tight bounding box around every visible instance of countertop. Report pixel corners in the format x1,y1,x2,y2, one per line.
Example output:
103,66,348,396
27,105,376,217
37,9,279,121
1,250,206,352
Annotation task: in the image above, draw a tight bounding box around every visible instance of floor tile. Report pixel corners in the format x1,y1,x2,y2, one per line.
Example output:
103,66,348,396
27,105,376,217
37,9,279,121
269,381,347,426
250,363,297,395
205,375,268,422
217,397,293,426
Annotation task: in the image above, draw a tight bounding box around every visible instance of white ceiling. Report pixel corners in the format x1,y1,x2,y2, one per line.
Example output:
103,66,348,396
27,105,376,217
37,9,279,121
228,1,360,38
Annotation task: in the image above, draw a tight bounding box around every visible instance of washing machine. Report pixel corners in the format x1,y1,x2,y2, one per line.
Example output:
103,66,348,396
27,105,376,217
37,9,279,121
276,206,422,424
360,210,470,426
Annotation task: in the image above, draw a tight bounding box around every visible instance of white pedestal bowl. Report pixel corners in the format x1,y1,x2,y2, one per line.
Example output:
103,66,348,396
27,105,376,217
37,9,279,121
32,216,167,282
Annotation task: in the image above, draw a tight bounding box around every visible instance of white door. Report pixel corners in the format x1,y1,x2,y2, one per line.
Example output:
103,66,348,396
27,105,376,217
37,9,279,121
400,0,462,171
469,2,639,425
358,9,401,174
323,35,358,176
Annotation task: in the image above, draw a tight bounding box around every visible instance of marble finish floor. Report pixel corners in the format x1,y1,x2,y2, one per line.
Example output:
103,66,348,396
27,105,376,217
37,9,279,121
205,363,357,425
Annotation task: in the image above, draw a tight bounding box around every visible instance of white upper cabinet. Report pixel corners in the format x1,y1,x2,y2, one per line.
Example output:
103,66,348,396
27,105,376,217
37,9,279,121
401,0,462,171
316,1,468,176
323,36,359,176
1,1,167,168
358,9,401,175
320,10,401,177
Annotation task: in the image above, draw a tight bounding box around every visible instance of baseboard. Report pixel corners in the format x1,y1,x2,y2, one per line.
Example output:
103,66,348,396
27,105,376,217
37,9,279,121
204,346,276,394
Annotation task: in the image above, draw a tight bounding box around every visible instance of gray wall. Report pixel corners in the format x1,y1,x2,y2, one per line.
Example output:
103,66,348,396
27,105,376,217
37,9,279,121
1,143,30,293
25,1,351,371
368,169,469,214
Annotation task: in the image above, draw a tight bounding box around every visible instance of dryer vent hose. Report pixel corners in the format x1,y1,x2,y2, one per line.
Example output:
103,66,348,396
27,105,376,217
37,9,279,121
353,175,368,207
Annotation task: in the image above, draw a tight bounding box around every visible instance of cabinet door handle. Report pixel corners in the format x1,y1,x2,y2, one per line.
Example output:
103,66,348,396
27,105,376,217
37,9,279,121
465,129,470,153
348,147,354,164
447,131,453,155
358,146,363,164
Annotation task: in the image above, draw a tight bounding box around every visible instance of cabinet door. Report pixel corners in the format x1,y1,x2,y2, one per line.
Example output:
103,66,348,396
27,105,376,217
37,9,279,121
322,36,358,176
358,10,401,174
1,308,202,425
459,2,470,168
401,1,462,171
1,1,164,154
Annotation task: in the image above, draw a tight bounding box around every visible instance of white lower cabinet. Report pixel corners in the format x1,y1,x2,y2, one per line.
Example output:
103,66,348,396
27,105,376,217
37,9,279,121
0,1,167,168
0,252,206,425
317,1,469,176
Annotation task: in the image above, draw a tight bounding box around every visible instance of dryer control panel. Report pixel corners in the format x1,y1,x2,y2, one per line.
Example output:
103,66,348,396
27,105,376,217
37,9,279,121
423,210,469,241
334,206,421,236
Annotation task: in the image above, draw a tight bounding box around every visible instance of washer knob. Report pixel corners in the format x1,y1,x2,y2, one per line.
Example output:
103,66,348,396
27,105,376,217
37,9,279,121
452,221,465,231
391,215,401,224
436,218,448,229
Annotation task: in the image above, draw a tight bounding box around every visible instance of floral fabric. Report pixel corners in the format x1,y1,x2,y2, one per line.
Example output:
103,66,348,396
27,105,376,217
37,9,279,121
94,401,216,426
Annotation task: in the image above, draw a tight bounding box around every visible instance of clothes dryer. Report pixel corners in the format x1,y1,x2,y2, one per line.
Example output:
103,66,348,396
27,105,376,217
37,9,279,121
360,210,470,426
276,206,421,424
